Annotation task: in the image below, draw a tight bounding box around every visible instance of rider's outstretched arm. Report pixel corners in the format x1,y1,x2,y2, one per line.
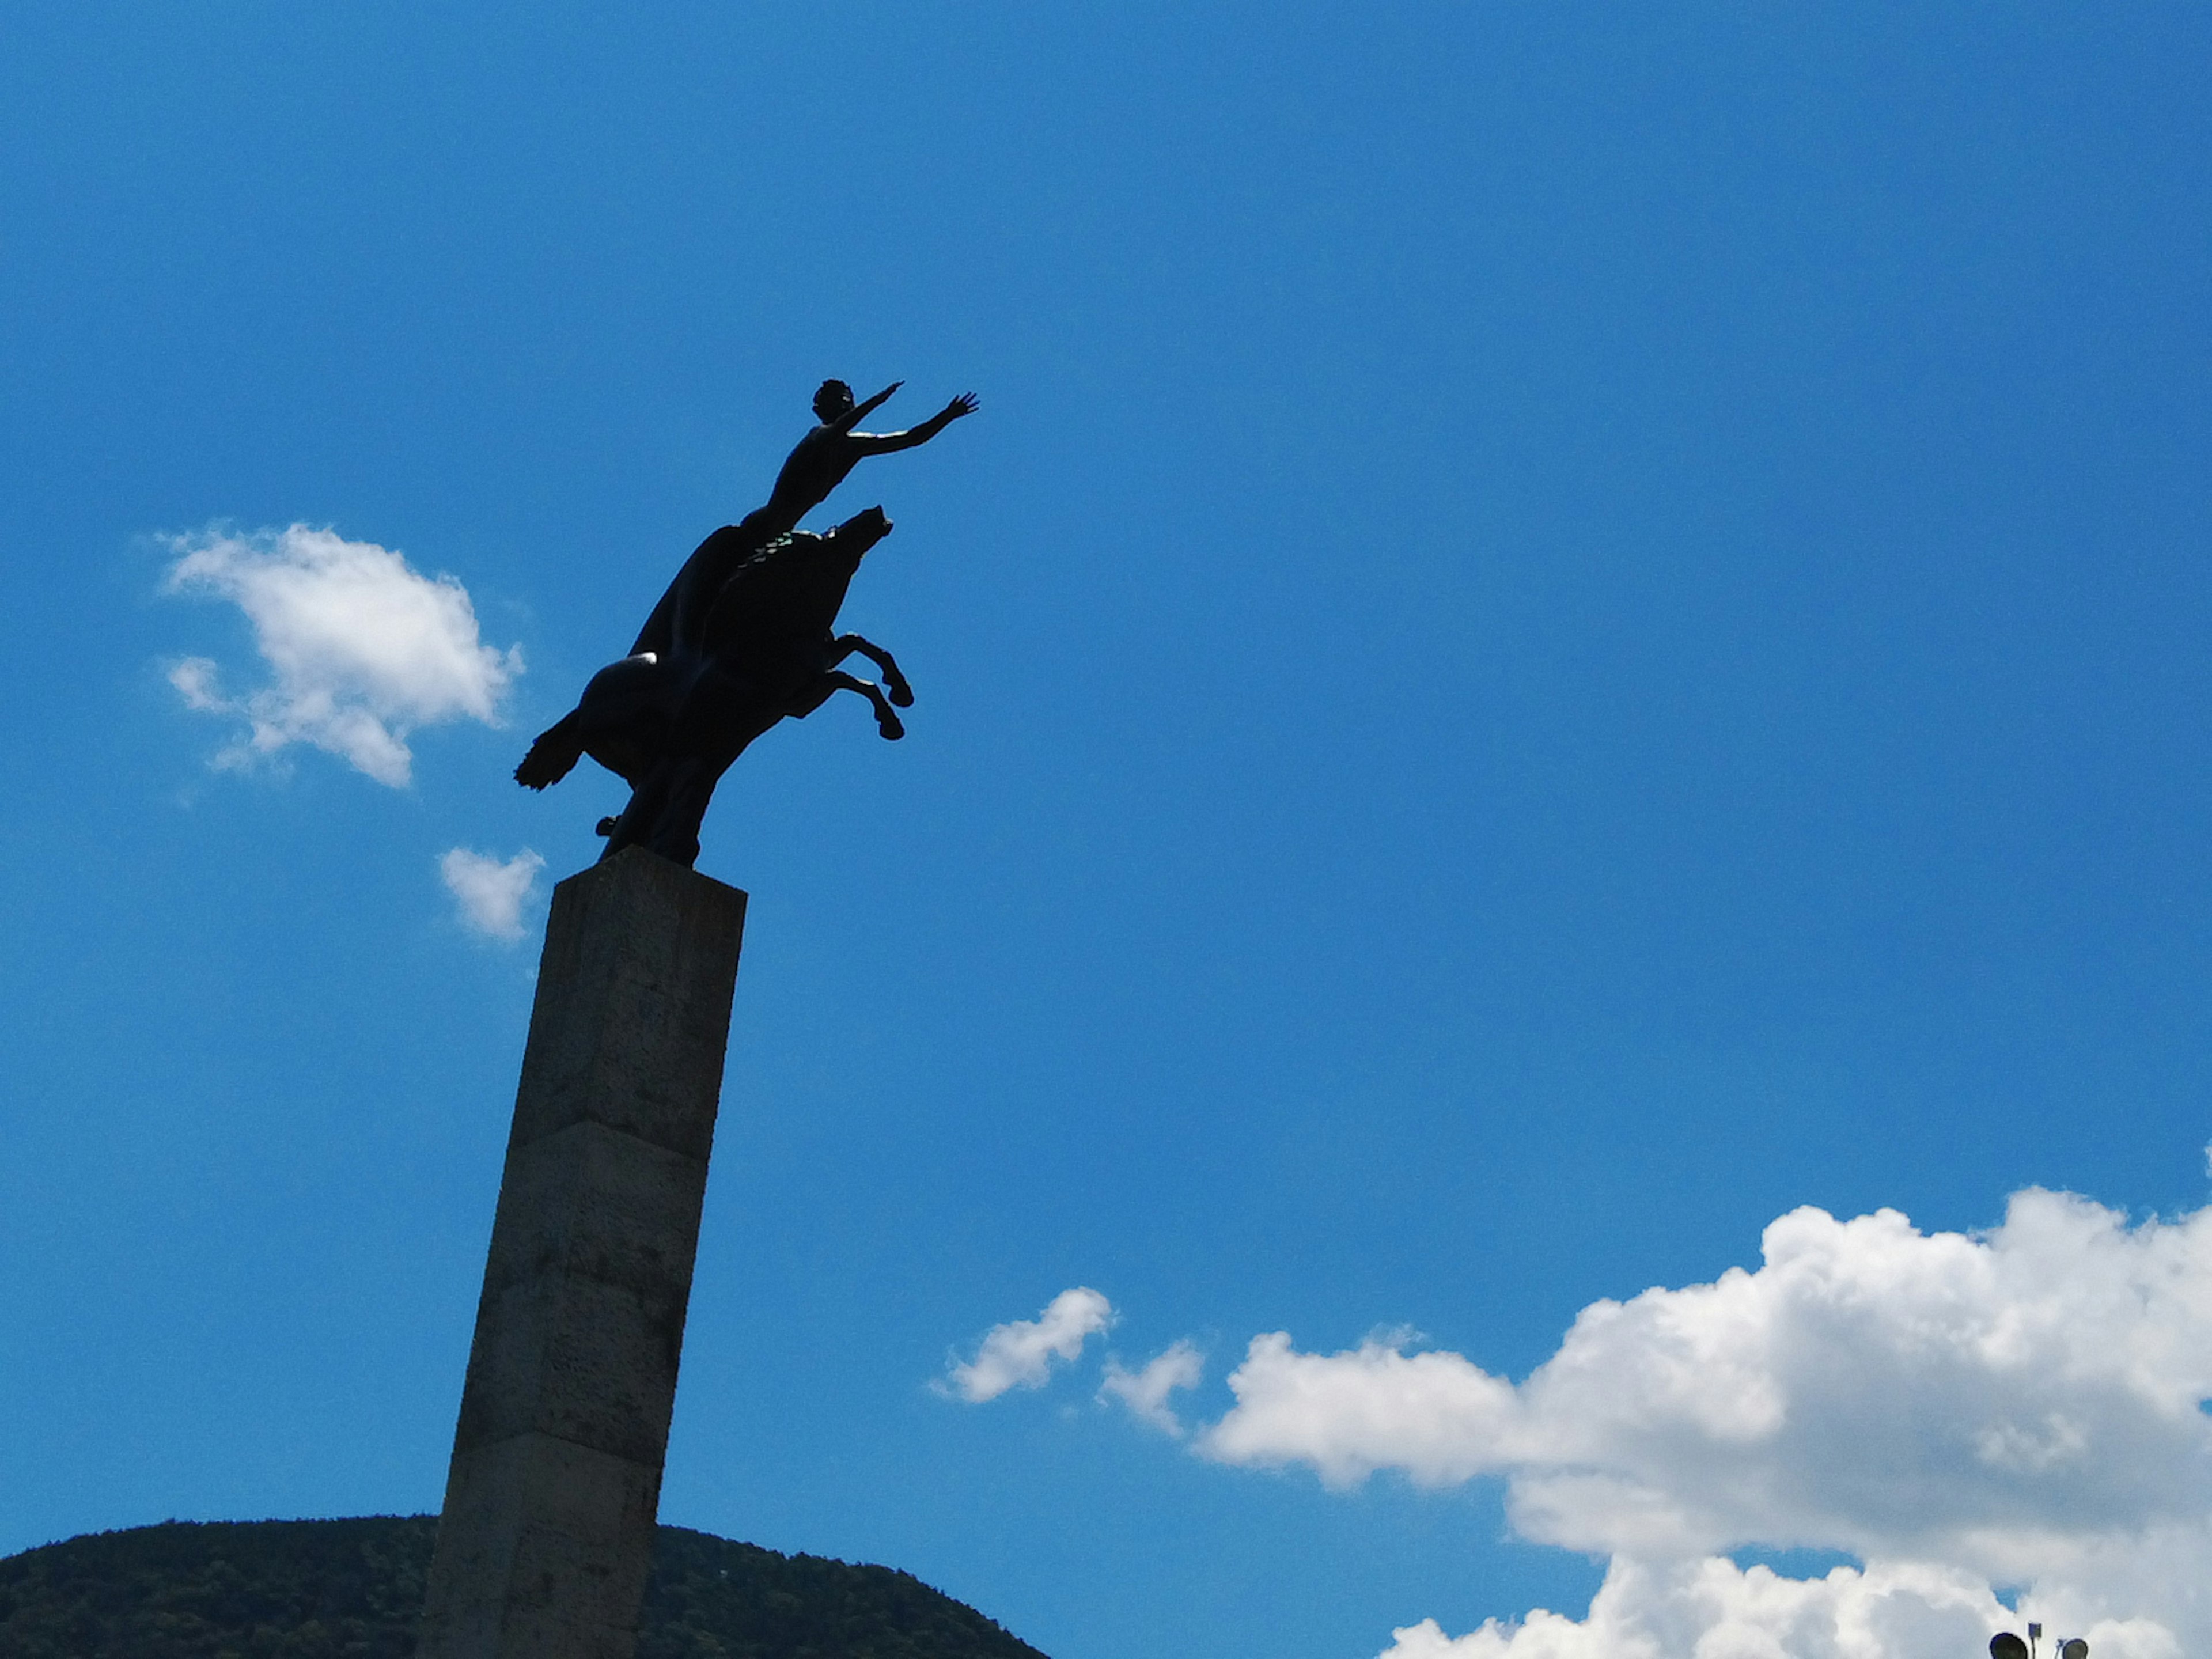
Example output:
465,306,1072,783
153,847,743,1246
834,381,903,434
855,392,979,454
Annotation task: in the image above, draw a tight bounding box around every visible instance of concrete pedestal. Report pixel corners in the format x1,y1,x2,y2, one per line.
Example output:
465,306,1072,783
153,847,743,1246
418,849,747,1659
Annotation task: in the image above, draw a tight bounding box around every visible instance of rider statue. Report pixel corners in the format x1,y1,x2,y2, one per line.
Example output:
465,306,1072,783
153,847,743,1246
630,380,978,664
516,378,977,866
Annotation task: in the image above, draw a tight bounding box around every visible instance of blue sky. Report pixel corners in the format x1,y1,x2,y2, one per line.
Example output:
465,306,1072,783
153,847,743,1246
5,6,2212,1656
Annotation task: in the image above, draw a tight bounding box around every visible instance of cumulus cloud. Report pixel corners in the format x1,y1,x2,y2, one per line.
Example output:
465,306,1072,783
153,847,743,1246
1100,1340,1205,1435
1376,1556,2180,1659
942,1287,1115,1403
440,848,546,942
164,524,522,786
1194,1190,2212,1657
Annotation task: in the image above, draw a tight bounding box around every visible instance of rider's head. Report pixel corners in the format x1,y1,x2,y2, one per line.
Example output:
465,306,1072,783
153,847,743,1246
813,380,855,422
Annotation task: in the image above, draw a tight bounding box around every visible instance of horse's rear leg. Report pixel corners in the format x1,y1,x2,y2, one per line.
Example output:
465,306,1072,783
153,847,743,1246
823,669,905,740
830,634,912,708
599,758,696,866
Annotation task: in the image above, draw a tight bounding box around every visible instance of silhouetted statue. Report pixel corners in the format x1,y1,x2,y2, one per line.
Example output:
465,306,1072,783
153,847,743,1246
629,380,978,665
516,381,976,866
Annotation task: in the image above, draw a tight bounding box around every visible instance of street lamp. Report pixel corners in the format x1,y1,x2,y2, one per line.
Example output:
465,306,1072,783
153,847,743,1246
1991,1628,2089,1659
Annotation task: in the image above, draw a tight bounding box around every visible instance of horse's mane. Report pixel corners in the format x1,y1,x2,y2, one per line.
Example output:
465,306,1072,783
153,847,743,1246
728,531,803,580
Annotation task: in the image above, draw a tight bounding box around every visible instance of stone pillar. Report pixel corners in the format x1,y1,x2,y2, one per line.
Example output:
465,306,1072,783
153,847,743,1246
418,849,747,1659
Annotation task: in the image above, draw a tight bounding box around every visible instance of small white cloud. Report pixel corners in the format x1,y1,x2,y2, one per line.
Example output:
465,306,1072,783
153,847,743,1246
168,656,228,711
1100,1339,1205,1435
440,847,546,942
941,1287,1114,1403
1200,1331,1516,1491
164,523,522,786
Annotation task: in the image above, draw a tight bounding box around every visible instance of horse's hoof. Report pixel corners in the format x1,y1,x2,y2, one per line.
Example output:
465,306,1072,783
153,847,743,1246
594,817,618,837
887,681,915,709
878,714,906,741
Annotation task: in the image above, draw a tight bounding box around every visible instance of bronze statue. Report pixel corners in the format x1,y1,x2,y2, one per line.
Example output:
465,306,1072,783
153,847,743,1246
628,381,978,665
515,382,976,867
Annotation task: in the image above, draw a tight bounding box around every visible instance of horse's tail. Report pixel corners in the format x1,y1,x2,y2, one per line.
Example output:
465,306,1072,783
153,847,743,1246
515,711,585,790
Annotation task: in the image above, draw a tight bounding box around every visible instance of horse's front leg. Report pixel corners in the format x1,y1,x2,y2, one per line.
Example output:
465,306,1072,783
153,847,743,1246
820,669,906,740
828,634,912,708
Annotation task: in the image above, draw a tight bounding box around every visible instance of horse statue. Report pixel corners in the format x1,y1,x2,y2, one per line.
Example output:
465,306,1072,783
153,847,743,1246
516,378,975,868
514,506,910,868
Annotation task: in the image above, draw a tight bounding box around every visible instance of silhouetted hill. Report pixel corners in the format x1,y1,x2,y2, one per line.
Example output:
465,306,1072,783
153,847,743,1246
0,1515,1049,1659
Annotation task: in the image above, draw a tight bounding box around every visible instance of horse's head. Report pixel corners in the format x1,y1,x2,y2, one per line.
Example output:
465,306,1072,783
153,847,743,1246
826,505,893,555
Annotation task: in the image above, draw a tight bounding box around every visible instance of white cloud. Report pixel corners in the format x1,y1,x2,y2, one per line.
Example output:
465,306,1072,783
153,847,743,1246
1376,1556,2181,1659
942,1287,1115,1403
440,847,546,942
1100,1339,1205,1435
164,524,522,786
1202,1332,1514,1490
1194,1190,2212,1657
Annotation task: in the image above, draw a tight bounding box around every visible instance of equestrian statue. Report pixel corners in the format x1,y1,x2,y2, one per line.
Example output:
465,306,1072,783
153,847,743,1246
514,380,978,867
